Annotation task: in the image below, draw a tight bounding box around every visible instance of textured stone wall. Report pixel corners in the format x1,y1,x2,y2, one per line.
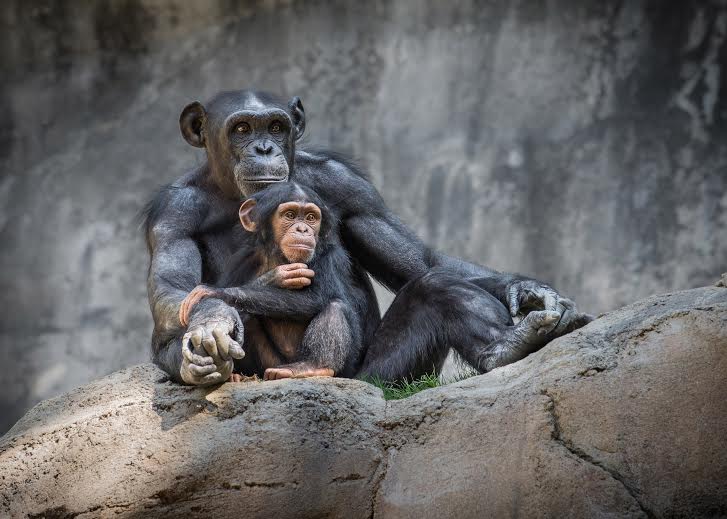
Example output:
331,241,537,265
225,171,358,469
1,0,725,433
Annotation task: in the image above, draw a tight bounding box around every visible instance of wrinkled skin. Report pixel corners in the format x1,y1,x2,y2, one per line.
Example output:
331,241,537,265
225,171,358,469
180,303,243,386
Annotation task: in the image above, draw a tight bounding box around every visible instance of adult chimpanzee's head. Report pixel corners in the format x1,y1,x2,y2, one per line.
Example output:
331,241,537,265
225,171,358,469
179,90,305,197
238,183,336,265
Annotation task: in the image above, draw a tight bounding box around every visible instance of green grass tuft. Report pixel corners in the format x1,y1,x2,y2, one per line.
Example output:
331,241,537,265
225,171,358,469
363,364,481,400
365,373,441,400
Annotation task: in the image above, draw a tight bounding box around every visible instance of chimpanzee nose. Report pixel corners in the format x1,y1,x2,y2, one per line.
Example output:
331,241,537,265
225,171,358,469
254,141,273,155
295,222,309,233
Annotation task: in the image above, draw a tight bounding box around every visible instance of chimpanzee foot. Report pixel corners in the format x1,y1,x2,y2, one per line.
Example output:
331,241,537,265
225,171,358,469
264,362,335,380
518,310,562,342
479,310,561,372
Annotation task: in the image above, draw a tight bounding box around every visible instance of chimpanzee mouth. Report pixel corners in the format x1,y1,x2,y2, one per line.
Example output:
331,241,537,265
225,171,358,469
239,177,286,182
288,244,314,250
234,161,289,185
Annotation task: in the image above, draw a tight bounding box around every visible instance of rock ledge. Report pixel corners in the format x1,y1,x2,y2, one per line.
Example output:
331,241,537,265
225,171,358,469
1,287,726,518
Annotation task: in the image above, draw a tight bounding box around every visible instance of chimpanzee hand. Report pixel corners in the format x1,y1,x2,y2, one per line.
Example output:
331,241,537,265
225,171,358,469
263,263,315,289
506,279,594,336
180,298,245,386
263,362,334,380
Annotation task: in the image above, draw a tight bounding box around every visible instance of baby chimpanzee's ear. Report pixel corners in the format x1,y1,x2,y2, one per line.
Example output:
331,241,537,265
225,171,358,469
239,199,258,232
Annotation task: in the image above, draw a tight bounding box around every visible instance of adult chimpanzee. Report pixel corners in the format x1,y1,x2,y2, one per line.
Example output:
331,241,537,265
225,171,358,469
144,89,592,386
177,182,370,381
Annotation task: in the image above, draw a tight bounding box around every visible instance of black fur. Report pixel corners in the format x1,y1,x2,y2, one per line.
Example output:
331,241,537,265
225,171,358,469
209,182,367,377
144,89,573,384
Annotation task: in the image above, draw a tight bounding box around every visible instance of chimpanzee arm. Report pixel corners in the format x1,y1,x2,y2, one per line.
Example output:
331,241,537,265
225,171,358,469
322,161,514,299
316,159,582,330
217,284,326,320
145,185,243,384
146,188,205,345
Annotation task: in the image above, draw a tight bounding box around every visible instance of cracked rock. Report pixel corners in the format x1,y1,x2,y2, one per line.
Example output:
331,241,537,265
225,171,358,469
1,286,726,518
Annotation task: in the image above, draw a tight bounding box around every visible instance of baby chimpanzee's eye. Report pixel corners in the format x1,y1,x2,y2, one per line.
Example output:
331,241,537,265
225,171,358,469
284,210,296,220
305,213,317,222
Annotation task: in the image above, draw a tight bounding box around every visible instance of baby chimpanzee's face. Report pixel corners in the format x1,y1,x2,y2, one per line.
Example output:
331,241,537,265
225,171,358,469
272,201,322,263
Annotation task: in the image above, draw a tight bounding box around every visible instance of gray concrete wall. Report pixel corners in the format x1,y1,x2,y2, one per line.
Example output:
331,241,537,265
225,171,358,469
1,0,725,433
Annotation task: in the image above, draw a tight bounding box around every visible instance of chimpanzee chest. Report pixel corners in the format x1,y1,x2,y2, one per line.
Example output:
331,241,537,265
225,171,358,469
262,318,310,361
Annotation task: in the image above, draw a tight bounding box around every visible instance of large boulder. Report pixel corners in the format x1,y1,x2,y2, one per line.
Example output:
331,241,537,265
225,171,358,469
1,287,726,518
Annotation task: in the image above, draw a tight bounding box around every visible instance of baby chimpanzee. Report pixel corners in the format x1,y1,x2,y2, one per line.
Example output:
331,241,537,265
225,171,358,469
179,182,370,381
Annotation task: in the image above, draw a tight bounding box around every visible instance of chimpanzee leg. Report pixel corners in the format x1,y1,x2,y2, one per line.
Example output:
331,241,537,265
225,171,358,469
264,301,359,380
357,268,560,382
298,301,354,372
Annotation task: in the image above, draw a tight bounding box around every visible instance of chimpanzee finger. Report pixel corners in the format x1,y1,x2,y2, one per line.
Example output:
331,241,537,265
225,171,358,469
280,268,315,281
189,363,218,377
282,277,312,289
201,330,219,359
264,368,290,380
179,288,205,327
179,298,189,327
211,325,231,360
265,368,281,380
542,291,559,313
508,285,520,317
182,334,214,366
189,327,204,351
227,337,245,359
293,368,335,378
552,299,578,335
274,368,294,380
282,263,308,271
551,307,574,336
201,372,223,384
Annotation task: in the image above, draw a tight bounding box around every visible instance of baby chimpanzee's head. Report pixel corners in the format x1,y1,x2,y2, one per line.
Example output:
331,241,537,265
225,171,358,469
238,182,336,264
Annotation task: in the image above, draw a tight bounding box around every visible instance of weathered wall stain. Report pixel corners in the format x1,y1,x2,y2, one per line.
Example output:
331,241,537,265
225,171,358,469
0,0,725,433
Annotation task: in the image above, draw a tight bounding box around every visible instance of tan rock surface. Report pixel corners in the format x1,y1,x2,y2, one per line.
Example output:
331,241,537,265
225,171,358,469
1,287,725,518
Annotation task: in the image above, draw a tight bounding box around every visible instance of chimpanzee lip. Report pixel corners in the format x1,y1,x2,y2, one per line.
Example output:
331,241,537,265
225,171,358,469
288,244,314,250
238,177,286,182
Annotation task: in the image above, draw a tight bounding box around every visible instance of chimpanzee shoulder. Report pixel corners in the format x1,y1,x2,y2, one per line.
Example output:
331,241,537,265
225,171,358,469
141,168,220,249
294,149,386,218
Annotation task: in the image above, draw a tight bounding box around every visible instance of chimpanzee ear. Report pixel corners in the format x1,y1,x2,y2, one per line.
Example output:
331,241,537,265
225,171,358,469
288,96,305,141
180,101,207,148
239,199,258,232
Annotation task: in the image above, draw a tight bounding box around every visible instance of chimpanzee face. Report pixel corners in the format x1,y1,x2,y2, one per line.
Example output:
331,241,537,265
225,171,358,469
237,182,333,266
239,195,322,264
270,201,322,264
179,91,305,197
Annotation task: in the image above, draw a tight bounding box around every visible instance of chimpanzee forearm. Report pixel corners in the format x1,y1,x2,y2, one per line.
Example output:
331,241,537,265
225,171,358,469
148,236,203,339
218,285,325,320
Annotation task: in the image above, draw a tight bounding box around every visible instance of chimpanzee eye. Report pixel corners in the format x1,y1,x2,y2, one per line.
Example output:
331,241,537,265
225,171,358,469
284,210,296,220
234,122,251,133
269,121,282,134
305,213,317,222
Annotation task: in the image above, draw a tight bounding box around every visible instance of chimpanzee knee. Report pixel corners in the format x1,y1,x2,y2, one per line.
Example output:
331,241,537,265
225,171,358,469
405,267,512,325
359,268,512,382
